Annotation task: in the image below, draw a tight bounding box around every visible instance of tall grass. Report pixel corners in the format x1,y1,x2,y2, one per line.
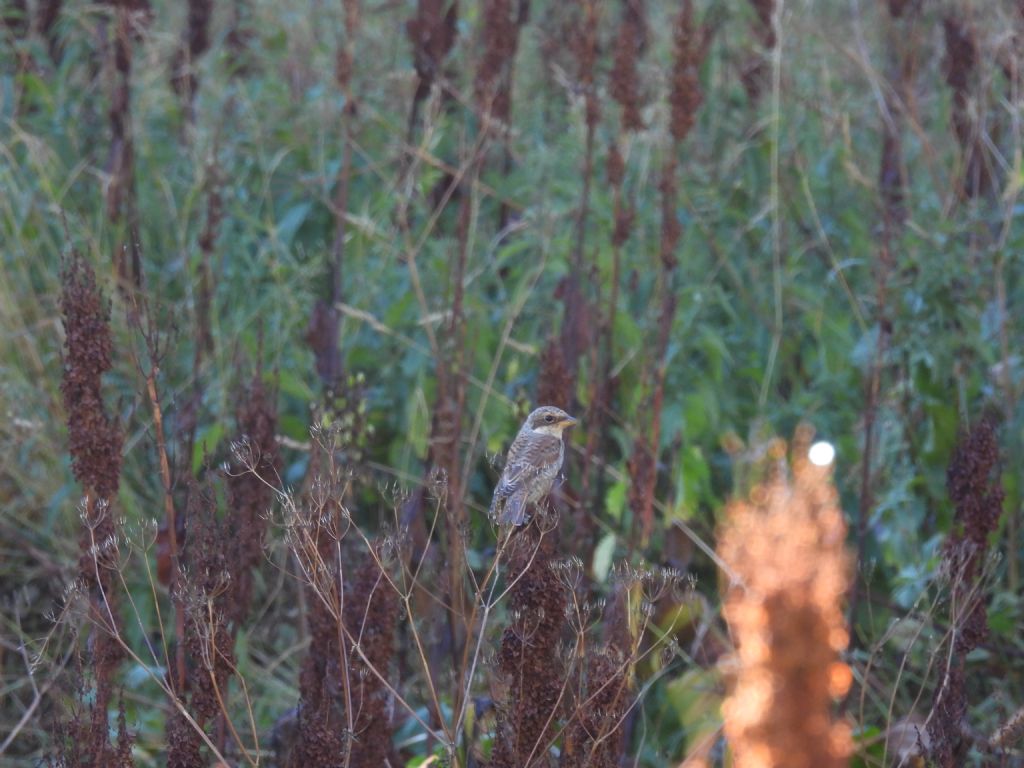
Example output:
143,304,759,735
1,0,1023,766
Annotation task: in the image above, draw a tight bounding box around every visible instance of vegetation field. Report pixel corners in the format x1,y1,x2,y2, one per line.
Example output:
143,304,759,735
1,0,1022,765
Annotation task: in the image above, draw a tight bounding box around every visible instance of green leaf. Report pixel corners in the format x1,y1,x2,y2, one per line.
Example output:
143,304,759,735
275,202,312,246
192,423,226,473
666,667,724,760
278,368,316,401
592,533,617,582
671,445,711,520
605,477,628,522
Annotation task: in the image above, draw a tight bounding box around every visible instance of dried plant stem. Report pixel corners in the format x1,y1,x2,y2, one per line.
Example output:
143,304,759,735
335,539,356,768
281,481,444,749
86,532,231,764
851,254,888,622
206,652,258,767
323,3,359,389
537,611,667,764
718,436,853,767
994,35,1022,589
758,0,784,409
170,0,212,119
394,118,442,359
574,119,595,276
117,554,176,684
559,0,600,383
927,418,1004,764
0,645,72,757
995,255,1018,591
337,616,443,742
578,665,666,762
353,532,448,721
144,369,187,694
106,5,142,291
438,126,491,714
849,153,897,641
453,527,548,745
582,140,627,506
223,657,260,761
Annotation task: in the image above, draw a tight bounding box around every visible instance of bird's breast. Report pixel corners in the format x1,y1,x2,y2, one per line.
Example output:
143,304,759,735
523,432,563,461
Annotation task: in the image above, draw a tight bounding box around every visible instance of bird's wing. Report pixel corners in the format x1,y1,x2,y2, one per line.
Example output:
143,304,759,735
490,462,537,525
490,436,562,504
492,458,541,500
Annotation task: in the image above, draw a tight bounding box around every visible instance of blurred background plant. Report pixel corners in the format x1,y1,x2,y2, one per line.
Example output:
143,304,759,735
1,0,1023,765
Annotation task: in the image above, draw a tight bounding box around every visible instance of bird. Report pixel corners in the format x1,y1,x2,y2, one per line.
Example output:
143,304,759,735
489,405,578,526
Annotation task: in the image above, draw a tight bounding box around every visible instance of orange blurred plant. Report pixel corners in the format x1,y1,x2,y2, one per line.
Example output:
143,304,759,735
717,428,853,768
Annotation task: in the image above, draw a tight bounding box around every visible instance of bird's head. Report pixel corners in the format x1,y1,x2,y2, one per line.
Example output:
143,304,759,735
526,405,578,436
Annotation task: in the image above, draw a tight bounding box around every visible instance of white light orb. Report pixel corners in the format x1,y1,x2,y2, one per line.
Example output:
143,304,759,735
808,440,836,466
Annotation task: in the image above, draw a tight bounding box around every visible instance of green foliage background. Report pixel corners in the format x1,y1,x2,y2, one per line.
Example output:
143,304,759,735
1,0,1022,764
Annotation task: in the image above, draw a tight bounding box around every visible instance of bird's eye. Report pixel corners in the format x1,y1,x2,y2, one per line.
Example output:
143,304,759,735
544,414,555,423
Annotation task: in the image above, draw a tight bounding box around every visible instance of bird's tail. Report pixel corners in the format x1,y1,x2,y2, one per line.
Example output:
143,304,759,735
497,493,527,526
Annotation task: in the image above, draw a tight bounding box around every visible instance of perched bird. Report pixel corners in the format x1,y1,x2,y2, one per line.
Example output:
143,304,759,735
489,405,578,526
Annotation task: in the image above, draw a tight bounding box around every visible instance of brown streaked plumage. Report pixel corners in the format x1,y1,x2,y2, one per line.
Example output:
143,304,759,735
489,406,578,526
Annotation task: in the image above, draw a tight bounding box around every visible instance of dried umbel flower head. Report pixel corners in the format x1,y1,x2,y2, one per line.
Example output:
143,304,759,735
717,438,853,768
561,584,635,768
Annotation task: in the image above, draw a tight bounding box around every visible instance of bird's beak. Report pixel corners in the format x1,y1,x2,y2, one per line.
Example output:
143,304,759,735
560,415,579,428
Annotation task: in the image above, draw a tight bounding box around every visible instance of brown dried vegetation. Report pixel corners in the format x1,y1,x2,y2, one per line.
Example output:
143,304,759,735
406,0,459,104
628,0,706,547
21,3,1020,767
928,417,1005,766
226,373,281,625
52,685,134,768
490,524,569,767
610,0,648,131
37,0,63,58
560,586,634,768
537,337,574,413
104,2,148,290
343,551,400,768
3,0,28,39
667,0,705,145
58,251,128,766
174,483,237,745
942,14,996,199
741,0,774,100
169,0,213,112
60,254,123,501
475,0,526,127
